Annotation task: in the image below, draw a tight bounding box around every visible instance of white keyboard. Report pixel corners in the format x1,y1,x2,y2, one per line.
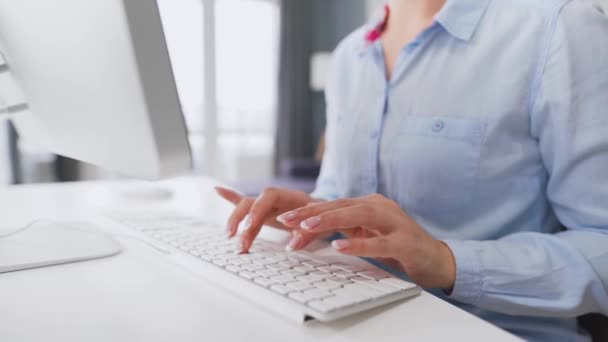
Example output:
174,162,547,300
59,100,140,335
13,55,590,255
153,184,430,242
112,214,421,322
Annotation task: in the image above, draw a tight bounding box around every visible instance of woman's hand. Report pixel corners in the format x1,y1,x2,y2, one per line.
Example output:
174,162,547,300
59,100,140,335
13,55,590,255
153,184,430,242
214,186,323,253
277,194,456,289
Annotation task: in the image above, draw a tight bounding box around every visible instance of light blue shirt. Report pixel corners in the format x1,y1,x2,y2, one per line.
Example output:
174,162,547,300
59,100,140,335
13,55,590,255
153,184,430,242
311,0,608,340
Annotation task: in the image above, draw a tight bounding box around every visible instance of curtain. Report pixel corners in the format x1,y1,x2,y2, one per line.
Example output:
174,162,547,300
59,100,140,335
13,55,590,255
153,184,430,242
274,0,315,174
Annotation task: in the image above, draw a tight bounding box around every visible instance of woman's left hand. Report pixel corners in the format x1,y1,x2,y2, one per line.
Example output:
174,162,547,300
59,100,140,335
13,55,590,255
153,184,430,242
277,194,456,289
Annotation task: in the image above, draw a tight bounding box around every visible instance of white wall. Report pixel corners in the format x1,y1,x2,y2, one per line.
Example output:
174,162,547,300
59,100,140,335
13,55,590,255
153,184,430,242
367,0,383,15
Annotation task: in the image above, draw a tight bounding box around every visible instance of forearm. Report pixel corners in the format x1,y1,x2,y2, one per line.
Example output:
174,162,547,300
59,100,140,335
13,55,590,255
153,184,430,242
444,230,608,317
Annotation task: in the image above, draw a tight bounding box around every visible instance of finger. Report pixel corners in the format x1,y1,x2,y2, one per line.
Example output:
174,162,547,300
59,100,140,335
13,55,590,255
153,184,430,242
331,236,394,258
215,186,244,205
298,205,394,234
226,197,254,238
239,189,281,253
285,230,321,251
276,198,359,227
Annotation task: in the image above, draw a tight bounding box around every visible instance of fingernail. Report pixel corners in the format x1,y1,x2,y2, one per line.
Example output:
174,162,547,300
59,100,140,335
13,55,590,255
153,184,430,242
237,238,248,254
277,211,298,223
226,223,234,236
301,216,321,230
332,240,350,250
285,232,303,251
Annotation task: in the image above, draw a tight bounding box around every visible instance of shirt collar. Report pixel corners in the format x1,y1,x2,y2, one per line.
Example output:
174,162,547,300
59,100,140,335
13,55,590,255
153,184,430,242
359,0,490,56
434,0,491,41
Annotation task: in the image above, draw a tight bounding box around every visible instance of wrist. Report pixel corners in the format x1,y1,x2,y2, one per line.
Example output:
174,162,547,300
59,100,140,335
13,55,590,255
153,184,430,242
435,240,456,290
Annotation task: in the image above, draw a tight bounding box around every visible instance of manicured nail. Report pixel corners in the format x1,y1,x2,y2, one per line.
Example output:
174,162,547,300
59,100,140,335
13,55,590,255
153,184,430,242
277,211,298,223
285,232,303,251
225,224,234,237
300,216,321,230
237,238,248,254
332,240,351,250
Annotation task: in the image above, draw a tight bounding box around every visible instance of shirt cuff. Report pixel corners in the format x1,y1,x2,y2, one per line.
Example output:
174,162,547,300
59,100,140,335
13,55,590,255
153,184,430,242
442,239,484,306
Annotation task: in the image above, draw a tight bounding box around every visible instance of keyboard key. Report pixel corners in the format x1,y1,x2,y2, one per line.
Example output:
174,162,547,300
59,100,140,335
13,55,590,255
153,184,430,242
303,288,333,300
287,281,314,292
279,260,300,268
253,258,279,266
380,278,417,291
297,274,325,284
357,270,391,280
333,271,355,279
255,269,279,278
239,271,257,280
342,283,386,298
228,259,250,266
267,264,290,272
212,259,228,267
226,265,243,273
271,254,288,261
270,284,293,295
281,270,305,277
288,292,311,304
287,254,309,262
241,254,264,261
332,287,374,302
303,260,327,268
293,266,315,273
271,275,295,284
333,263,368,273
351,277,399,293
198,254,213,262
326,276,352,285
318,266,342,273
308,271,331,280
254,277,278,288
242,264,266,272
312,281,342,290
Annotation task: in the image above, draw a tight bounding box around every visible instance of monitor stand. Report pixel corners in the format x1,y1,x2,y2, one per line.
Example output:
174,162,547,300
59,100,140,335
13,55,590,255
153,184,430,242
0,221,122,274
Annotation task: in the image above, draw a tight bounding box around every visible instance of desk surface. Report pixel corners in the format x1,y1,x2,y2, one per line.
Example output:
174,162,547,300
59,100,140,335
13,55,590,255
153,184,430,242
0,177,520,342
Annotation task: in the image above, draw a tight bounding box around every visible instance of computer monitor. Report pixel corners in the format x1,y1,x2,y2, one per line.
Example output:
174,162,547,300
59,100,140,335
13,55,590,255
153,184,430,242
0,1,194,273
0,0,192,180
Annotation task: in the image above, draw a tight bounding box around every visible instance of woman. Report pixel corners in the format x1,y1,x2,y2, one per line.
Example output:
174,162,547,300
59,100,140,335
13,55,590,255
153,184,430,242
216,0,608,340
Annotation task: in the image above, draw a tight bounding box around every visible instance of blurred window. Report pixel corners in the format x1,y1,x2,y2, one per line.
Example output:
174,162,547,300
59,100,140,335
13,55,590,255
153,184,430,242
159,0,280,182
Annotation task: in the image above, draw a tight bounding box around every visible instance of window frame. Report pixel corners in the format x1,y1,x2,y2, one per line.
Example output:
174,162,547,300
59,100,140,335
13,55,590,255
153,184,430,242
198,0,279,175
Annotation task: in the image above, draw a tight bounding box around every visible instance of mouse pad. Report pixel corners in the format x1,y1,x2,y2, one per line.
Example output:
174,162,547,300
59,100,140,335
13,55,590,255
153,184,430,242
0,221,122,273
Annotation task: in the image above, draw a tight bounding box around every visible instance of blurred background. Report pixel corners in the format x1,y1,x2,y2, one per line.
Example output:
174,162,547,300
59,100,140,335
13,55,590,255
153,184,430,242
0,0,605,194
0,0,384,193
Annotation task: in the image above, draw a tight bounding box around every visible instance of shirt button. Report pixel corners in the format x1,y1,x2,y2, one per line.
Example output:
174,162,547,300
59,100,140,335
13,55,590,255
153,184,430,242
432,119,445,133
371,131,379,140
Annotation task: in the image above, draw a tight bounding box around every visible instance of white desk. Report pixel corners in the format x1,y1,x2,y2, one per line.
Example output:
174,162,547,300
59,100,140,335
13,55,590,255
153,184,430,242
0,177,520,342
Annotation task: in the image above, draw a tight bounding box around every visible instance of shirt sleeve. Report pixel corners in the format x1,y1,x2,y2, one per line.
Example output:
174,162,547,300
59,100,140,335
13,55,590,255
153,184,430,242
310,40,348,201
444,1,608,317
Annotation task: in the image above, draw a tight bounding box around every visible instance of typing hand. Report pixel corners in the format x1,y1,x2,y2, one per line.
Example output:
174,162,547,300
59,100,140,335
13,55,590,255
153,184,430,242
215,186,323,254
277,194,456,289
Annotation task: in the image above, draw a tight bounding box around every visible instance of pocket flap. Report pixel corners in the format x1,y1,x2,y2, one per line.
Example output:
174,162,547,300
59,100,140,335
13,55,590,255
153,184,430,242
400,116,486,145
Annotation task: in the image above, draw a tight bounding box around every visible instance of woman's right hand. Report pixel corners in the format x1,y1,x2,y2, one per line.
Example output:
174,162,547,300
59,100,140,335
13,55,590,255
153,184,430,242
214,186,322,254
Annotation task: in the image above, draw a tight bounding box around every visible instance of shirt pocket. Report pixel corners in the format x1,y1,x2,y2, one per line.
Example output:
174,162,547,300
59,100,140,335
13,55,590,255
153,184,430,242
390,115,486,214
